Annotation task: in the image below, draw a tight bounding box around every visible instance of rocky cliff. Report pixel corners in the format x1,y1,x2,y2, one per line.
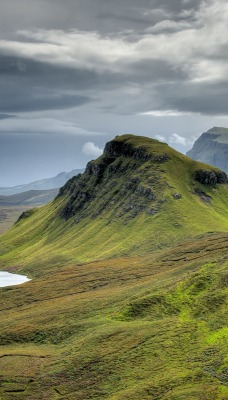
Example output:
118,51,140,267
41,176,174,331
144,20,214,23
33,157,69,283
187,127,228,172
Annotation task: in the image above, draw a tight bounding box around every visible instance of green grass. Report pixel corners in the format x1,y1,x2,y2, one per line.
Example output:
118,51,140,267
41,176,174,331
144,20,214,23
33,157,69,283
0,134,227,399
0,205,38,235
0,233,227,399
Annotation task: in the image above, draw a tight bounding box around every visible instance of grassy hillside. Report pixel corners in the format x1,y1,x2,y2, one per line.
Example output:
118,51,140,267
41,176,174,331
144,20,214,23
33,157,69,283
0,134,227,274
0,134,227,399
0,232,227,399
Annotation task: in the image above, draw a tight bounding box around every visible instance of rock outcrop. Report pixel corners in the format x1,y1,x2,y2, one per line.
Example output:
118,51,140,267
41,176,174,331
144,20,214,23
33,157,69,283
195,169,227,185
104,139,169,162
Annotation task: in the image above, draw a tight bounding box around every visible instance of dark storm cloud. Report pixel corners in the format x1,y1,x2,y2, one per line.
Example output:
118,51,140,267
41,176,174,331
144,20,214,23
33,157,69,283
0,55,94,112
0,91,91,113
156,81,228,116
0,0,204,36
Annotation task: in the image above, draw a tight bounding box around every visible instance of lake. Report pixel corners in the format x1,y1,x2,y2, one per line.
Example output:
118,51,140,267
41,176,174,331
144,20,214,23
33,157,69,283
0,271,31,287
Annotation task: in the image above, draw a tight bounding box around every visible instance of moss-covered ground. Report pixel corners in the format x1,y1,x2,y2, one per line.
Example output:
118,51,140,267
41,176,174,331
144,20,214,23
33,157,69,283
0,232,227,399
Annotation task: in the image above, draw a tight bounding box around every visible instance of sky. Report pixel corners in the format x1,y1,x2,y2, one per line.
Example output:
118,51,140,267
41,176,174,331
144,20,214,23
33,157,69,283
1,0,228,186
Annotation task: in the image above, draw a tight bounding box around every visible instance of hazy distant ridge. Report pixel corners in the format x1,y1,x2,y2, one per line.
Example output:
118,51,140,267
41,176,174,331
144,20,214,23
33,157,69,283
0,169,84,196
187,127,228,172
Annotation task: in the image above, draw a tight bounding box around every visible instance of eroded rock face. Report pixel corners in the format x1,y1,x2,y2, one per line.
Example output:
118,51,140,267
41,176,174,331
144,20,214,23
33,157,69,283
104,140,169,163
195,170,227,185
58,139,165,221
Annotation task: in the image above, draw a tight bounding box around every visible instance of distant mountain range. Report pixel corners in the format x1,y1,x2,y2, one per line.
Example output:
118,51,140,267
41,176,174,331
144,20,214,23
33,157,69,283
187,127,228,172
0,189,59,206
0,169,84,196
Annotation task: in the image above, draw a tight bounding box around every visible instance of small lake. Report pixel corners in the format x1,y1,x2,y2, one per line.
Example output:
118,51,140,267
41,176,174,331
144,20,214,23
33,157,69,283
0,271,31,287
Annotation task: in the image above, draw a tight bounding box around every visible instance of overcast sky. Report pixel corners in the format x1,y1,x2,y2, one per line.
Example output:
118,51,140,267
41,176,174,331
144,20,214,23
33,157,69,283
1,0,228,186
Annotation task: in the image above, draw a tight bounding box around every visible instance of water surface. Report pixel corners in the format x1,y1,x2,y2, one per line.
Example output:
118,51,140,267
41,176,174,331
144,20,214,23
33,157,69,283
0,271,30,287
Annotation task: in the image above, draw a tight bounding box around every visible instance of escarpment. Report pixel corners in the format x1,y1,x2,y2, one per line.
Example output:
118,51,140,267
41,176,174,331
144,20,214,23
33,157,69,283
58,134,227,223
104,138,169,162
59,136,171,221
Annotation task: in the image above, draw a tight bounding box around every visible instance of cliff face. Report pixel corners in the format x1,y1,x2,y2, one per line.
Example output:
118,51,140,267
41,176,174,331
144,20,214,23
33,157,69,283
187,127,228,172
58,136,169,221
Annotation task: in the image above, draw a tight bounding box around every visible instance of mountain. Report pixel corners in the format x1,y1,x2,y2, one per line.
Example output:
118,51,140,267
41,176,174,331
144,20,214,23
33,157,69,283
0,169,84,196
0,134,227,270
187,127,228,172
0,134,227,400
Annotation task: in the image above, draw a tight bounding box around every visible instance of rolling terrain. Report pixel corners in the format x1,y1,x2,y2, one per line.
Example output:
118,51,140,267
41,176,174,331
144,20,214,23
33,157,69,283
0,134,227,399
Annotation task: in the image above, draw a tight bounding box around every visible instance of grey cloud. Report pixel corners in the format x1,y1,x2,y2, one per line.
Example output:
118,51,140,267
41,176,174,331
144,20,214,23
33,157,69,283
0,113,16,119
0,93,91,113
0,0,204,37
150,81,228,116
0,79,92,113
0,0,227,118
0,56,95,112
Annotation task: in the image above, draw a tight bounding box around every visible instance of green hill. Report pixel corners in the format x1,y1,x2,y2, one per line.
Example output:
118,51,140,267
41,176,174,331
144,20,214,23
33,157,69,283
0,134,227,273
0,134,227,400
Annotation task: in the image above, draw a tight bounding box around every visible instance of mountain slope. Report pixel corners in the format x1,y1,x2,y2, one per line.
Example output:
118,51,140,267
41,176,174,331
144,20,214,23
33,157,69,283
0,169,84,196
0,134,227,274
187,127,228,172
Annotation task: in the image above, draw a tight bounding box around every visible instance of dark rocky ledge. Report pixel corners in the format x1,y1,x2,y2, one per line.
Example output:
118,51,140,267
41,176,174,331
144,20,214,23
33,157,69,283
104,140,169,163
195,169,227,185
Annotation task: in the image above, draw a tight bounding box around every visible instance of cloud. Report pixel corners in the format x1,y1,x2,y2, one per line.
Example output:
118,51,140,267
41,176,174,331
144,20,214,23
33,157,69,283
82,142,103,158
169,133,197,147
0,113,16,120
0,117,104,136
0,0,228,117
169,133,187,145
139,110,194,117
155,134,166,141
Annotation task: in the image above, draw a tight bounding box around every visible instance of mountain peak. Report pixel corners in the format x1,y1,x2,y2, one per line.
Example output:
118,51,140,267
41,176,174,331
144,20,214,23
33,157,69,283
206,126,228,135
187,127,228,172
58,134,227,225
103,134,169,163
